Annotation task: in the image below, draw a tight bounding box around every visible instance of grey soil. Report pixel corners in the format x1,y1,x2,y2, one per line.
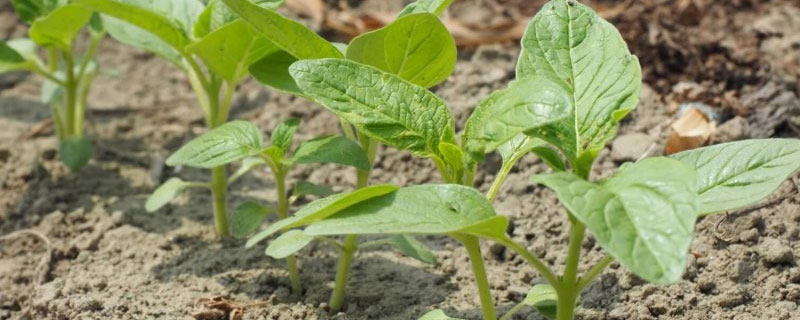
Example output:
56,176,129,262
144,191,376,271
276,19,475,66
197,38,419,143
2,0,800,319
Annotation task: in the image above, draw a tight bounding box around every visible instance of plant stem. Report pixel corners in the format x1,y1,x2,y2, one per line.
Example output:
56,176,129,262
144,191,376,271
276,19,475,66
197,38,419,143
556,219,586,320
487,159,515,202
500,238,560,290
498,301,526,320
329,234,357,312
576,255,613,292
210,166,230,238
62,50,77,137
459,235,496,320
275,170,301,296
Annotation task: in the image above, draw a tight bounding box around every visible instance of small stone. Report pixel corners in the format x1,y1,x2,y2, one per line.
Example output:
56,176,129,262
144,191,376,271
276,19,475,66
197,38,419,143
740,228,760,243
759,238,795,265
714,116,749,142
611,133,654,162
646,294,669,315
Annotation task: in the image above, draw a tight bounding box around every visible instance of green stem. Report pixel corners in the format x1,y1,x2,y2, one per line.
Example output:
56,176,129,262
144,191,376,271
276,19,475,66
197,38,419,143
329,234,357,312
498,301,526,320
576,255,612,292
500,238,560,290
487,159,514,202
62,50,77,136
275,170,301,296
458,235,496,320
210,165,230,238
556,219,586,320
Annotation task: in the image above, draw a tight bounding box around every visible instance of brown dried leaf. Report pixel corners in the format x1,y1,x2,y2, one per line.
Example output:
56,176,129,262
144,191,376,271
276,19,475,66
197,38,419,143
665,107,717,154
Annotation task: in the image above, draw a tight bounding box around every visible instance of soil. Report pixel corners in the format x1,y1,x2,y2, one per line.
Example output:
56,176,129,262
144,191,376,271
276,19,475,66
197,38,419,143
2,0,800,319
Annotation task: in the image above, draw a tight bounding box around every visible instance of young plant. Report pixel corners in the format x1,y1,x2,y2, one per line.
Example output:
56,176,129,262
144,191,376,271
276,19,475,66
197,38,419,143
148,118,372,295
253,1,800,319
73,0,285,237
219,0,455,311
1,1,105,170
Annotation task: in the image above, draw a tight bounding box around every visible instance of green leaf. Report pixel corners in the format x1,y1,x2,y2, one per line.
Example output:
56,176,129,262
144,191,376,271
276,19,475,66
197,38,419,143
59,136,92,171
264,229,314,258
397,0,453,17
670,139,800,215
291,135,370,170
29,4,92,50
522,284,558,319
246,184,398,247
289,59,457,159
0,40,35,73
166,120,264,168
195,0,285,38
270,117,300,151
498,135,565,171
418,309,463,320
304,184,508,240
231,201,274,239
230,157,267,182
11,0,61,24
221,0,342,59
518,0,641,165
438,142,464,174
346,13,456,88
532,157,697,284
75,0,193,52
389,234,437,264
463,76,572,157
102,15,183,66
248,50,302,95
88,12,104,35
292,180,335,199
146,177,190,212
187,19,279,81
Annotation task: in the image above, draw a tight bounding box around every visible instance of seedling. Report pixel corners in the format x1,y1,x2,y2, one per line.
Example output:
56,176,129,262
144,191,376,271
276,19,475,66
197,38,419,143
220,0,455,311
1,1,105,170
73,0,285,237
254,1,800,319
150,118,373,295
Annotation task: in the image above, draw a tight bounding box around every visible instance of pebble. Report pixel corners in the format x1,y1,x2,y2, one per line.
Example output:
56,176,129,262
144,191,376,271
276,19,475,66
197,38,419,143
715,116,749,142
611,133,654,162
759,238,795,265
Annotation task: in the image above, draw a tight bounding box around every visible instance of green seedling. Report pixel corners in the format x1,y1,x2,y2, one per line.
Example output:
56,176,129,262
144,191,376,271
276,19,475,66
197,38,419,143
73,0,286,237
150,118,375,295
219,0,455,311
1,0,105,170
255,1,800,319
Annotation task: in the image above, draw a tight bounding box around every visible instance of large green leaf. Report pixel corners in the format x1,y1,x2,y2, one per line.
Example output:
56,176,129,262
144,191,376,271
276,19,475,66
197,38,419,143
146,177,190,212
463,76,572,156
290,135,370,170
231,201,274,239
346,13,456,88
246,184,398,247
11,0,62,24
303,184,508,240
166,120,264,168
75,0,193,52
518,0,641,167
397,0,453,17
28,4,92,50
670,139,800,215
532,157,696,284
187,19,279,81
289,59,457,159
248,50,302,95
221,0,342,60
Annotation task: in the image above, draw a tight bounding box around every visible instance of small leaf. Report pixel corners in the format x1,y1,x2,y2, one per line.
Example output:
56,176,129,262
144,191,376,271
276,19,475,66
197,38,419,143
289,59,457,159
346,13,456,88
88,12,104,35
292,180,335,199
498,135,565,171
304,184,508,240
11,0,61,24
146,177,190,212
418,309,463,320
532,157,697,284
59,136,92,171
221,0,342,59
0,40,35,73
389,235,437,264
231,201,274,239
246,184,398,247
438,142,464,174
264,229,315,258
522,284,558,319
29,5,92,50
187,19,279,81
195,0,284,37
463,76,572,156
518,0,641,166
166,121,264,168
75,0,192,52
670,138,800,215
270,117,300,151
291,135,370,170
248,50,302,95
397,0,453,17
